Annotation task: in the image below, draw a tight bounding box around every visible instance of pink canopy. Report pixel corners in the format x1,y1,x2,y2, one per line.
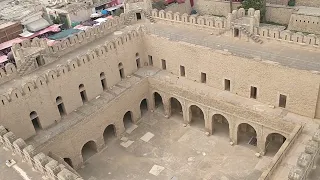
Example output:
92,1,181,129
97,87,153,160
0,38,24,51
0,55,8,63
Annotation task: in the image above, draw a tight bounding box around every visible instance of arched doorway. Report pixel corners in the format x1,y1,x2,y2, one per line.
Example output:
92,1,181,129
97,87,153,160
123,111,133,130
140,99,148,116
189,105,205,129
136,53,141,68
56,96,66,117
79,84,88,103
81,141,98,162
212,114,229,138
237,123,257,146
170,97,183,120
153,92,164,113
100,72,107,90
30,111,41,132
265,133,286,156
118,63,124,79
103,124,116,144
63,158,73,168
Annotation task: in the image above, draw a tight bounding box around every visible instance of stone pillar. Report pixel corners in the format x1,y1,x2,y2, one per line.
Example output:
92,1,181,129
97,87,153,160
96,136,105,152
204,109,211,135
163,97,170,118
257,127,265,154
183,105,190,124
230,121,237,144
72,154,84,170
148,92,155,112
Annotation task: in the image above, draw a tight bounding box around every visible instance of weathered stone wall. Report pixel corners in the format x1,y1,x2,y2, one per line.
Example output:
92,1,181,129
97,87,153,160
288,13,320,34
143,34,320,118
0,28,146,139
296,0,320,7
164,0,192,15
193,0,241,17
265,4,295,25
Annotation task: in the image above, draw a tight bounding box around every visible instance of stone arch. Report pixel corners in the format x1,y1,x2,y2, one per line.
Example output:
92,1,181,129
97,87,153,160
189,105,205,129
103,124,116,144
100,72,107,90
140,98,148,116
237,123,257,147
123,111,134,130
22,82,35,94
10,88,22,100
0,94,9,105
118,62,124,79
212,114,229,138
30,111,42,132
153,92,164,113
81,140,98,162
169,97,183,119
4,63,17,74
265,133,286,156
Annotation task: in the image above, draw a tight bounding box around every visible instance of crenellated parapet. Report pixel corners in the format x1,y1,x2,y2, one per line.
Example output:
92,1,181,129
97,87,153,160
152,9,226,31
0,125,83,180
254,27,320,48
0,27,145,108
288,127,320,180
0,63,18,85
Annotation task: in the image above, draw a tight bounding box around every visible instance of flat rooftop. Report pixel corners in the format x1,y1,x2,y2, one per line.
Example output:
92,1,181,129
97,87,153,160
146,23,320,73
295,7,320,17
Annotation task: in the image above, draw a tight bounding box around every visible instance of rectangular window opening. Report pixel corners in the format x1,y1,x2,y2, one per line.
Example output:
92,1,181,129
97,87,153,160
148,55,153,66
58,103,66,117
279,94,287,108
180,65,185,77
136,58,141,68
80,90,88,103
250,86,257,99
161,59,166,70
201,72,206,83
32,118,41,132
101,79,107,90
224,79,230,91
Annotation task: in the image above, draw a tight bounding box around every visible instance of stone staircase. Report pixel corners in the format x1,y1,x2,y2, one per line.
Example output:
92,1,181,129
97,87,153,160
124,9,155,26
239,26,263,44
18,59,35,76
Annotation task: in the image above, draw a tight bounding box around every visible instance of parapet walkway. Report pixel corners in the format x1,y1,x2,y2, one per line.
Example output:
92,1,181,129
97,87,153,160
146,23,320,72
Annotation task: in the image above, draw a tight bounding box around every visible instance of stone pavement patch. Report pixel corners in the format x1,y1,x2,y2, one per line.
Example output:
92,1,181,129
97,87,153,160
140,132,155,142
149,164,165,176
126,124,138,134
120,140,134,148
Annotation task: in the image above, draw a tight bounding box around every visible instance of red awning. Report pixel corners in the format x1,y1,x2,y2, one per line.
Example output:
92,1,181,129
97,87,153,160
0,38,24,51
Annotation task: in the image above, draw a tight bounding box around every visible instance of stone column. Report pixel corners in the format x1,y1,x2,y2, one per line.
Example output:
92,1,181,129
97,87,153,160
163,97,170,118
183,105,190,124
204,109,211,135
148,92,155,112
96,136,105,152
230,121,238,144
73,154,84,170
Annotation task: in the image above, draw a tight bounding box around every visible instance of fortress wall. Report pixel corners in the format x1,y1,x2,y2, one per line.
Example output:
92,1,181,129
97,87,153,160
288,13,320,34
152,9,226,32
296,0,320,7
0,63,18,84
164,0,192,15
143,34,320,118
36,78,150,169
254,27,320,48
193,0,241,17
265,5,294,25
0,28,145,139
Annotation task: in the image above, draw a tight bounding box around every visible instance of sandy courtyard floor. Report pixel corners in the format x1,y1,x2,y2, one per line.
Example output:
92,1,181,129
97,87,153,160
77,110,273,180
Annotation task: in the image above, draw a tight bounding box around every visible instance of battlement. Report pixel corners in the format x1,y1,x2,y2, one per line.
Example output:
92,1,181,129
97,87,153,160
0,26,144,107
152,9,226,31
254,27,320,48
0,126,83,180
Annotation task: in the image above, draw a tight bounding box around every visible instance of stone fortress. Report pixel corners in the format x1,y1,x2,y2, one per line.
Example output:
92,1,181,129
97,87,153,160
1,0,320,179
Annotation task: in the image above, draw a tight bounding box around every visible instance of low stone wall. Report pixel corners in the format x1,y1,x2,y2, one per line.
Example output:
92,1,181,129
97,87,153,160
258,124,302,180
165,0,192,15
0,126,83,180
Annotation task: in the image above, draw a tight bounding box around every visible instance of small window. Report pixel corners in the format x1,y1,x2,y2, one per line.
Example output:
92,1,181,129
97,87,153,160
180,66,185,77
201,72,206,83
161,59,166,70
136,59,141,68
279,94,287,108
250,86,257,99
224,79,230,91
148,55,153,66
36,56,45,67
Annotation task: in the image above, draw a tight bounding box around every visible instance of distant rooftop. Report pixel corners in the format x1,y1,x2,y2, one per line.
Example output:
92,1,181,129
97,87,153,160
295,7,320,17
0,0,42,23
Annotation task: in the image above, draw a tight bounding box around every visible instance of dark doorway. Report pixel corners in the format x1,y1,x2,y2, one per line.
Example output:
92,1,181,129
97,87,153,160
189,105,205,129
170,97,182,117
79,84,88,103
118,63,124,79
265,133,286,156
123,111,133,130
234,28,240,37
136,53,141,68
140,99,148,116
237,123,257,147
279,94,287,108
136,13,142,20
81,141,98,162
103,124,116,144
30,111,41,132
212,114,229,138
153,92,164,113
56,96,66,117
100,72,107,90
63,158,73,168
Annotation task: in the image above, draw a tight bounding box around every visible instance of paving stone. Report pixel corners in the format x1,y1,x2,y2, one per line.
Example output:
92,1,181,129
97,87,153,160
120,140,134,148
149,164,165,176
140,132,155,142
126,124,138,134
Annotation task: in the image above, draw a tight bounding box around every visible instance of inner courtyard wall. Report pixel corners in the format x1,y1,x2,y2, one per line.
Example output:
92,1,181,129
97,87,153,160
143,34,320,118
0,30,146,139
